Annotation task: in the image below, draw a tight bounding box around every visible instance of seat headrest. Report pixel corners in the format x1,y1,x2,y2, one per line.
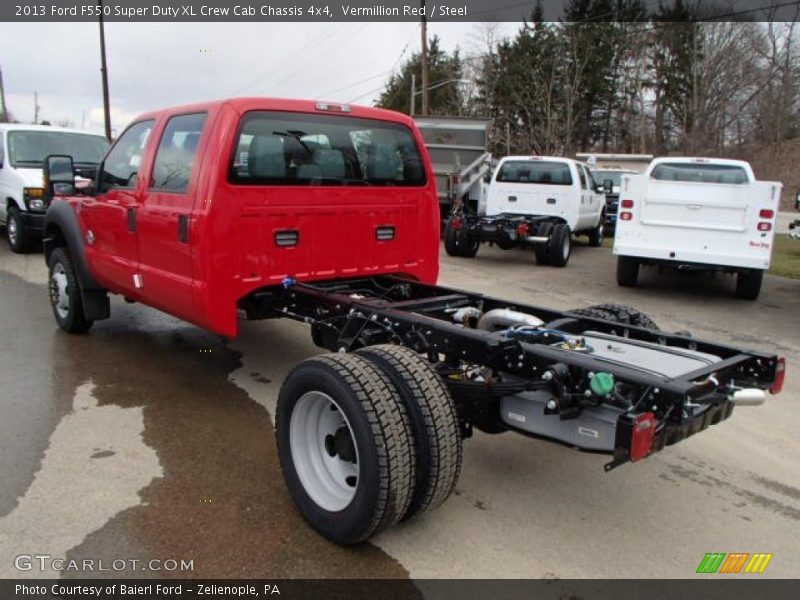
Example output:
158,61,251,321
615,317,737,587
248,135,286,178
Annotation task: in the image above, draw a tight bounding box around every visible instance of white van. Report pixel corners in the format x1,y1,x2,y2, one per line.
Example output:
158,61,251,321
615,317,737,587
0,124,108,252
613,157,781,299
445,156,605,267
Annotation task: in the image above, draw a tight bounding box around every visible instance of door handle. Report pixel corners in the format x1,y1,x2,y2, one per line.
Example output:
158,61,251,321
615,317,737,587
127,208,137,233
508,196,517,202
178,215,189,243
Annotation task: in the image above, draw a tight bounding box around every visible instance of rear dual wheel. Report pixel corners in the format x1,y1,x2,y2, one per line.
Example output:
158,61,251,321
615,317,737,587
276,349,462,544
444,217,479,258
533,223,571,267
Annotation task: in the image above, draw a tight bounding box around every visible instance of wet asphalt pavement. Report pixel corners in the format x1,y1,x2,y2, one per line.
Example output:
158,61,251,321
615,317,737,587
1,238,799,579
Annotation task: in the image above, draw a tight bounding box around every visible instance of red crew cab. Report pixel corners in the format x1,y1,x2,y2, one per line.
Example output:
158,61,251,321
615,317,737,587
44,98,439,337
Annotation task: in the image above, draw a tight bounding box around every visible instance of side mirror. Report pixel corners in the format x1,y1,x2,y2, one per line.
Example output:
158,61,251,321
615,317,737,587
603,178,614,193
43,154,76,199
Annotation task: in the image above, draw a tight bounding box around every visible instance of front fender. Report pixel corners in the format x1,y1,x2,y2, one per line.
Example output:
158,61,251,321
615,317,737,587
43,200,110,321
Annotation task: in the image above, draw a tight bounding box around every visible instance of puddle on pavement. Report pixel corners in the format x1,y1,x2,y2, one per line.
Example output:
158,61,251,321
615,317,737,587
0,269,415,585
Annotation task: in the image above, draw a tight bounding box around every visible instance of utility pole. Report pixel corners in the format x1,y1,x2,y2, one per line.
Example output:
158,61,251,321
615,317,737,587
420,0,429,116
0,64,7,123
410,72,416,116
99,0,112,141
33,91,39,124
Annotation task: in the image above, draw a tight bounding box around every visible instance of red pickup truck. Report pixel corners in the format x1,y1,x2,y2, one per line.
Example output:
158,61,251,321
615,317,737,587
42,98,784,545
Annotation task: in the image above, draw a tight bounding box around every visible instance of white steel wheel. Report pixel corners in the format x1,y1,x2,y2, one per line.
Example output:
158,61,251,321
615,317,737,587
47,247,92,333
50,262,70,320
289,391,360,512
276,354,415,544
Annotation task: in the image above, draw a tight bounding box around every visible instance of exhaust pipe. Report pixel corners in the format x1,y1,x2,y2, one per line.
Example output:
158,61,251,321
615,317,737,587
477,308,544,331
728,388,767,406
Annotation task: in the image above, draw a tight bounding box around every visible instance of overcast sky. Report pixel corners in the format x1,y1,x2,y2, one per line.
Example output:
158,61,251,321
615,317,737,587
0,21,519,135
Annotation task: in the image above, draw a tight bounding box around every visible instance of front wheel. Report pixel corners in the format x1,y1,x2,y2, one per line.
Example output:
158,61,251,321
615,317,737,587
736,269,763,300
6,206,30,254
48,248,93,333
587,217,604,247
276,354,415,544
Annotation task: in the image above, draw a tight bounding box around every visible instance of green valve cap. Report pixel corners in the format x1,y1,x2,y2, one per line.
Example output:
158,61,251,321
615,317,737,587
590,372,615,396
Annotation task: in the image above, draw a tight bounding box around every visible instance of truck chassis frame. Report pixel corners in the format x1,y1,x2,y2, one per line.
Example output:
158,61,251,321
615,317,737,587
240,274,779,470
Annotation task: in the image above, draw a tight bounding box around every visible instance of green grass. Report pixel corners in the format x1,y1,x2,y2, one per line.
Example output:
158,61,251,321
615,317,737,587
770,234,800,280
601,233,800,279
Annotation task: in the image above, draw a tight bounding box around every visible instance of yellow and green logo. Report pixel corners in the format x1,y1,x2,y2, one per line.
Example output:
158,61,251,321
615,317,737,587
696,552,773,574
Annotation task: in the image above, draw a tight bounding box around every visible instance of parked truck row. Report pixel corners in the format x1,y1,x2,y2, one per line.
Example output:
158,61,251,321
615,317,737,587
36,97,784,545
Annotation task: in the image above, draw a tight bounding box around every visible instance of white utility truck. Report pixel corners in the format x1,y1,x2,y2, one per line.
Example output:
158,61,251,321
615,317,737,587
614,157,781,300
444,156,606,267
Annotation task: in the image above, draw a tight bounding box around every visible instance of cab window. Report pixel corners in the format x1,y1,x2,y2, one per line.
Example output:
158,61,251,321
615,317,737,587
229,111,425,187
99,120,154,191
151,112,208,193
495,160,573,185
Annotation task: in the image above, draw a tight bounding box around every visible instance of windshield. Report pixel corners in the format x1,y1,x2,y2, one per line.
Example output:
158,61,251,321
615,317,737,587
7,130,109,167
592,171,633,186
229,111,426,187
495,160,573,185
651,163,749,184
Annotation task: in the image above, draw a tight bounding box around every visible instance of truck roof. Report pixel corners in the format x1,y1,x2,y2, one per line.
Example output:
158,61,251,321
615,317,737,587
649,156,753,168
132,97,417,128
499,155,577,164
0,123,106,137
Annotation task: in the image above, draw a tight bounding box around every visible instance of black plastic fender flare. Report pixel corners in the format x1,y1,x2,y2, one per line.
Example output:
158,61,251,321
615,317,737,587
43,200,110,321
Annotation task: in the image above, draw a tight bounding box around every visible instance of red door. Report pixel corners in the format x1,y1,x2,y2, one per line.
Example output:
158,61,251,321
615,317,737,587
84,120,155,296
135,112,208,322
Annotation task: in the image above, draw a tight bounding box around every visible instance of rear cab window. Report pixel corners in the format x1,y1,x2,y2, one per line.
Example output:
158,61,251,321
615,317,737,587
229,111,426,187
495,160,573,185
651,163,749,184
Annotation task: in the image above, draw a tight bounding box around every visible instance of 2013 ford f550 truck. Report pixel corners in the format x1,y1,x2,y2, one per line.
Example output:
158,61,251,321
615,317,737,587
42,98,785,545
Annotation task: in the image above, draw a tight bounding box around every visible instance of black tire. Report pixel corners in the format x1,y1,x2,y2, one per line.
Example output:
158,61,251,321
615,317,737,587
456,226,479,258
6,205,30,253
276,354,415,544
534,222,553,265
443,218,461,257
587,216,605,247
548,223,571,267
616,256,639,287
357,345,462,520
570,303,661,331
736,269,763,300
48,247,93,333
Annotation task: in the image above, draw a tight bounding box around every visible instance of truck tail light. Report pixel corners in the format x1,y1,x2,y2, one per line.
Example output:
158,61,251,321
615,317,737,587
620,212,633,221
517,222,530,237
757,222,772,232
630,412,655,461
450,217,462,231
315,102,350,113
759,209,774,219
620,199,634,209
770,357,786,395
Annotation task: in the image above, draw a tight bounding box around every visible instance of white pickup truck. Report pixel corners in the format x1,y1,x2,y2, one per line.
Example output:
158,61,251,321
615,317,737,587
444,156,606,267
613,157,781,300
